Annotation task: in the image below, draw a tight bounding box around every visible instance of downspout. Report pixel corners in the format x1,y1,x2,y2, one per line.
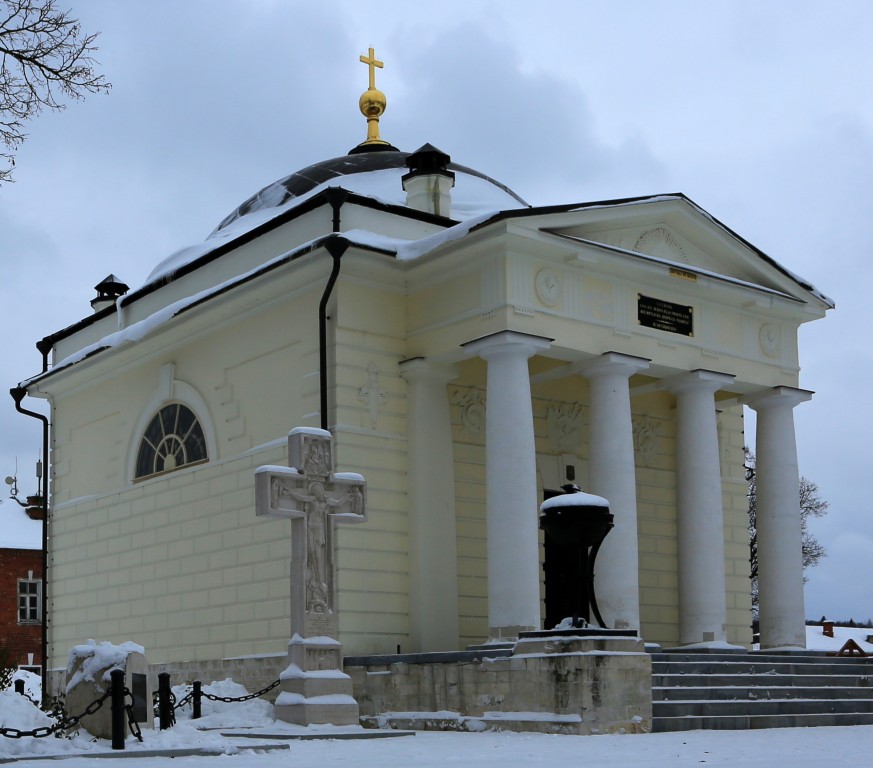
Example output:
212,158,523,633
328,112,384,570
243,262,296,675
10,386,49,704
318,189,350,431
319,236,350,431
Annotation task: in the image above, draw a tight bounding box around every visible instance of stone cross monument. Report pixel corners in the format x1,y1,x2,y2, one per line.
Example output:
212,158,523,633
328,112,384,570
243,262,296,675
255,427,366,725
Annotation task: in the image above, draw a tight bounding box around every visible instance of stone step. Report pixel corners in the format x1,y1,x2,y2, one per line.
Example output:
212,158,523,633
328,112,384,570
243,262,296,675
650,651,872,731
361,712,585,735
653,673,872,689
653,710,873,733
653,684,873,701
651,651,872,665
652,659,873,677
654,697,873,718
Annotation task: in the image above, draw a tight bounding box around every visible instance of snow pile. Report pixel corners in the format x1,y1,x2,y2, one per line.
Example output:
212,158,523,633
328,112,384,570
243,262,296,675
65,639,145,693
0,691,93,758
171,678,273,728
6,668,41,701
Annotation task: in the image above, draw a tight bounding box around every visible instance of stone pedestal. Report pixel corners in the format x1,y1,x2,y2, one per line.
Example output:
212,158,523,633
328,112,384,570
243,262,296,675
348,628,652,734
274,635,359,725
64,640,153,739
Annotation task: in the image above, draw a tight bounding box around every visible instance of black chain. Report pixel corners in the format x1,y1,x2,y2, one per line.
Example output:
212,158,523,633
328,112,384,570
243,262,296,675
200,678,281,703
173,690,193,711
124,692,143,743
0,688,111,740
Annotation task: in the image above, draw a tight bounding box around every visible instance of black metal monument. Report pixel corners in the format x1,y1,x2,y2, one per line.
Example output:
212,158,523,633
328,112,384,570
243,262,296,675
539,484,614,629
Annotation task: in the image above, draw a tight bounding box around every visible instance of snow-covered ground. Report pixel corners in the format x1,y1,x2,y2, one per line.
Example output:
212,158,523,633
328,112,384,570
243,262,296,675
1,628,871,765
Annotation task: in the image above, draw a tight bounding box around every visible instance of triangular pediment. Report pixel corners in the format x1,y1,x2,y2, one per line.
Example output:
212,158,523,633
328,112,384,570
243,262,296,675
531,195,832,311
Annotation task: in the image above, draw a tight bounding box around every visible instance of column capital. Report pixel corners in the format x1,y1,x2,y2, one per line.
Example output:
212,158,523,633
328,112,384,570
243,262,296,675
462,330,552,360
398,357,458,384
579,351,650,379
663,369,735,395
747,385,813,411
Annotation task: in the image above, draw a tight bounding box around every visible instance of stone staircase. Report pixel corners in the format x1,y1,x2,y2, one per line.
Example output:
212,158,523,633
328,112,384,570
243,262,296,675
652,651,873,731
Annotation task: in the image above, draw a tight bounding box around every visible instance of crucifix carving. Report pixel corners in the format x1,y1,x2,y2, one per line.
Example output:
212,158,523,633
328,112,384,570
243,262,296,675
358,362,387,429
256,428,366,639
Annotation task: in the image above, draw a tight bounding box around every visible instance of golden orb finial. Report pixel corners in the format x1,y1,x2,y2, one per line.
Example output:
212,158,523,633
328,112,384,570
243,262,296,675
355,47,393,151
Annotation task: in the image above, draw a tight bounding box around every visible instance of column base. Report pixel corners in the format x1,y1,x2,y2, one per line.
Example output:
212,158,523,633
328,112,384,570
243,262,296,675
488,625,538,643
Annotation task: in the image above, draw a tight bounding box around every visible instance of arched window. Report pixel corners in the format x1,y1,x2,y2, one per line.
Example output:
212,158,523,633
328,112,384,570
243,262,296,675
135,403,208,480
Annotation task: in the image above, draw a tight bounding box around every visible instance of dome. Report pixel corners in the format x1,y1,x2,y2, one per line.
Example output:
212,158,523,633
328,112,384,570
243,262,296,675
213,149,529,233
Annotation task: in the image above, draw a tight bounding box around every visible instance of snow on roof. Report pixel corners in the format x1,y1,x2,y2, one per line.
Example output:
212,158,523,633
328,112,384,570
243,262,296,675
0,502,41,550
146,166,526,285
805,624,873,654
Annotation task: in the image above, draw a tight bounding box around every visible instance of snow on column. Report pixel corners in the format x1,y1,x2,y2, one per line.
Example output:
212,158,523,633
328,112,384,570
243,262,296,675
464,331,552,640
399,358,460,652
666,370,735,645
748,386,812,650
581,352,650,631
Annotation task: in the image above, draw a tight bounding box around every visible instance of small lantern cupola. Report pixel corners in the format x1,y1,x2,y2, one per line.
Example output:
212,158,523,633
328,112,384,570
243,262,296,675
91,274,129,313
402,143,456,217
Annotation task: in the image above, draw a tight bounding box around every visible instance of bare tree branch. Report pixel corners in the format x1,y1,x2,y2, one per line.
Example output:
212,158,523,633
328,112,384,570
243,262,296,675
0,0,110,182
745,447,829,612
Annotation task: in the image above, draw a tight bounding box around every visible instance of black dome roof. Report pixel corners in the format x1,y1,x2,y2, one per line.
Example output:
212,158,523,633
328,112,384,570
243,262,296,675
214,149,528,233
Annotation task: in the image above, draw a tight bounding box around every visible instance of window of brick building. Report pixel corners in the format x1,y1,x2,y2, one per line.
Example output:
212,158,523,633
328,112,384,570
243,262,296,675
18,578,41,624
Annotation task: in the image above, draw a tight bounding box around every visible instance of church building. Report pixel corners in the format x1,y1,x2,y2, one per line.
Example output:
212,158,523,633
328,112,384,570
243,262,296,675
17,51,832,681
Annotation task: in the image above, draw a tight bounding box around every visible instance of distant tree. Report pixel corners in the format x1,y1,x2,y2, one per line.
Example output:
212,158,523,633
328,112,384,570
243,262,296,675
1,0,110,182
746,447,828,611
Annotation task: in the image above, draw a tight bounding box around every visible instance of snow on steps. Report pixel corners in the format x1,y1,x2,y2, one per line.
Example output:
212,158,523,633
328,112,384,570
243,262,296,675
652,651,873,732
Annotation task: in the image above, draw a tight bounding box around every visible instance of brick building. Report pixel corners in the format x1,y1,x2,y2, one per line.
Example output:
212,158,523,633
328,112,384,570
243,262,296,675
0,498,43,674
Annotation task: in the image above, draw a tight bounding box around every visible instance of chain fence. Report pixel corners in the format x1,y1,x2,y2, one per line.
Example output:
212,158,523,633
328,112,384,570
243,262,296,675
1,686,143,744
5,671,281,744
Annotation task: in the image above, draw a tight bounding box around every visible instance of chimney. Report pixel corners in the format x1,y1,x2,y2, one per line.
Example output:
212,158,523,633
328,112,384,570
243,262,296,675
402,144,455,217
91,274,129,313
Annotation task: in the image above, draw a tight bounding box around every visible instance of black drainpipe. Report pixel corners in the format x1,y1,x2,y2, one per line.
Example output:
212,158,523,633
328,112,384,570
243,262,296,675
317,190,350,431
10,386,49,704
318,236,350,431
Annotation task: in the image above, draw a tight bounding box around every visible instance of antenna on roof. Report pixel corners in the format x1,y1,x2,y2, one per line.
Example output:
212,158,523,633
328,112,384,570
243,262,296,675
4,458,31,507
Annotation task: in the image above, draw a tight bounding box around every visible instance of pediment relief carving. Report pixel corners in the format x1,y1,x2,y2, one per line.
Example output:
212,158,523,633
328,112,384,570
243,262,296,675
633,227,689,263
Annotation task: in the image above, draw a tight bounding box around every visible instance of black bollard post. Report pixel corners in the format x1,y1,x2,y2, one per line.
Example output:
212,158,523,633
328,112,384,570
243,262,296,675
14,679,24,695
110,669,126,750
192,680,202,720
158,672,172,730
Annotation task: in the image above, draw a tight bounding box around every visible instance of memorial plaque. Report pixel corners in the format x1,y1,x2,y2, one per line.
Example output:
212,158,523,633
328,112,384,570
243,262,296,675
638,294,693,336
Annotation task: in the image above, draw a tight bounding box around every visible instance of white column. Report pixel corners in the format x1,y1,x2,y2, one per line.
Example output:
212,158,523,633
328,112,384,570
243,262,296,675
580,352,650,631
748,386,812,650
464,331,552,640
399,358,460,652
666,370,735,645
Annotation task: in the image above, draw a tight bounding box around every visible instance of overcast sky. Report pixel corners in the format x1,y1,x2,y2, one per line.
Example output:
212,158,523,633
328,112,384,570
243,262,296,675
1,0,870,624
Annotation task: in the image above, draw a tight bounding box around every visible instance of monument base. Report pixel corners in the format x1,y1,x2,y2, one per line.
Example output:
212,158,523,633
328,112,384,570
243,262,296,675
347,632,652,735
274,635,360,726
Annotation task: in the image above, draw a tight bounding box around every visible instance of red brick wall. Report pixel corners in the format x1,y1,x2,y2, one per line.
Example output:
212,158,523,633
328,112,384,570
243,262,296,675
0,548,43,669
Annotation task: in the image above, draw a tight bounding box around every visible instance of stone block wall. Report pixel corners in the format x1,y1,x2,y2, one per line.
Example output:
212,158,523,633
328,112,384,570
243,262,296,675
347,636,652,735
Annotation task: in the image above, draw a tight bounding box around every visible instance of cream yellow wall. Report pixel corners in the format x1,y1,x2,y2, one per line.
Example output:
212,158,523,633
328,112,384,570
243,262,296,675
46,287,331,669
329,279,413,654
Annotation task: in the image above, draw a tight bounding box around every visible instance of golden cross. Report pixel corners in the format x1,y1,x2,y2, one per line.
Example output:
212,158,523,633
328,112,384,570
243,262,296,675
359,47,383,90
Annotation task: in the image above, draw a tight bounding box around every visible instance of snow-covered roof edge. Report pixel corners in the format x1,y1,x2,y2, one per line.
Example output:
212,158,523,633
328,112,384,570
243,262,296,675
32,186,463,358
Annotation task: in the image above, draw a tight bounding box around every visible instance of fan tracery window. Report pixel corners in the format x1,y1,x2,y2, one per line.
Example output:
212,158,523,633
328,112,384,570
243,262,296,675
135,403,207,480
